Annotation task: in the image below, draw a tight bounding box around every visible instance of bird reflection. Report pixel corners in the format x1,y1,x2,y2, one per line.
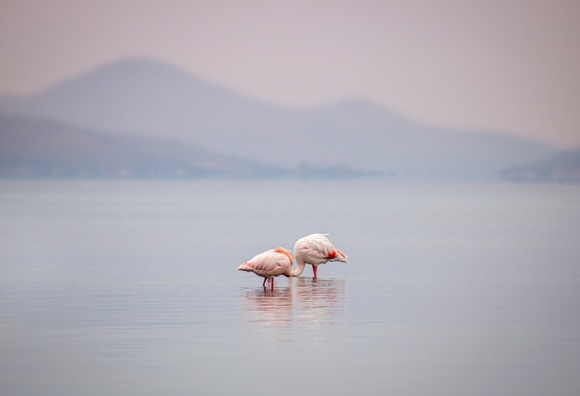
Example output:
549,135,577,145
240,286,293,328
239,278,346,329
294,277,346,327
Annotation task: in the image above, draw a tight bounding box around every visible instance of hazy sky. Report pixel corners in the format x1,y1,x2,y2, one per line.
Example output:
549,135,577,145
1,0,579,147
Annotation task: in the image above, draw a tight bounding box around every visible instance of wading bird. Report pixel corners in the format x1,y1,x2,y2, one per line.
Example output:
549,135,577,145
292,233,348,278
238,247,293,288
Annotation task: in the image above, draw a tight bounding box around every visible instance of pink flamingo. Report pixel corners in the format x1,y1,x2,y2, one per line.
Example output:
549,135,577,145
238,247,293,288
292,233,348,278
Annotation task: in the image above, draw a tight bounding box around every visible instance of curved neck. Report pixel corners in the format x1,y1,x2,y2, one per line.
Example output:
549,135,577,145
291,256,306,277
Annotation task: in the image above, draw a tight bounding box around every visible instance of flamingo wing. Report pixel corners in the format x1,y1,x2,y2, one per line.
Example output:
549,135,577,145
291,233,348,278
238,248,293,277
295,234,342,264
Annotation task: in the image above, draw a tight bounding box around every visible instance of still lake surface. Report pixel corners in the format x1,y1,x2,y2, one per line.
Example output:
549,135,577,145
1,180,579,396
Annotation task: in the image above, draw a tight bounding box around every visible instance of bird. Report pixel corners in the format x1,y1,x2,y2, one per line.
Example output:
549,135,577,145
292,233,348,278
238,247,294,288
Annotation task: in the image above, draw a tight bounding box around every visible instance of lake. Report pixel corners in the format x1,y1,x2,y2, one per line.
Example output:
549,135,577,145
1,180,579,396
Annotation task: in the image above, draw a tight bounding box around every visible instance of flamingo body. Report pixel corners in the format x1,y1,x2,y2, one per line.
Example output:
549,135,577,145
292,233,348,278
238,247,293,288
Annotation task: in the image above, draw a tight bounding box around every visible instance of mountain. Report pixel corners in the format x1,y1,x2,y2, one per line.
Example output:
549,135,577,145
0,114,287,179
500,149,580,183
0,58,289,139
0,57,558,180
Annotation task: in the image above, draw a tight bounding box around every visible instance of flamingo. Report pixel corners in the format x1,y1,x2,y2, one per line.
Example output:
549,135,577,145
292,233,348,278
238,247,293,288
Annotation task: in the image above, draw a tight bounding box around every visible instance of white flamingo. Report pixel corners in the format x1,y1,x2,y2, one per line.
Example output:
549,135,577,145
238,247,293,288
292,233,348,278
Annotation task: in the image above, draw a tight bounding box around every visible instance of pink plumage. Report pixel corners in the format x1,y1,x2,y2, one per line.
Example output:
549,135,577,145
238,247,294,288
292,233,348,278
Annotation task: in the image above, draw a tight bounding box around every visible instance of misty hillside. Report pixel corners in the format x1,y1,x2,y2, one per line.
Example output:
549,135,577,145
0,114,286,179
500,150,580,183
0,58,558,180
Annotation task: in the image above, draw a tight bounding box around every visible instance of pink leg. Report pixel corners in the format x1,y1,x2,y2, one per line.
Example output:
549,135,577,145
271,278,275,289
312,265,318,278
262,278,267,287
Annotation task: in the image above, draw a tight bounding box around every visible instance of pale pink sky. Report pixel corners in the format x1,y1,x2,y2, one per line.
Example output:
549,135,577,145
1,0,579,147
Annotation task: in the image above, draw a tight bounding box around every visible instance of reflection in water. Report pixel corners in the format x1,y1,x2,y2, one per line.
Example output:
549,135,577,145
240,286,293,328
239,278,346,329
295,278,346,326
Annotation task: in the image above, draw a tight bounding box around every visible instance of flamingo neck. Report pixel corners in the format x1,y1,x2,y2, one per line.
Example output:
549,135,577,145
292,257,306,277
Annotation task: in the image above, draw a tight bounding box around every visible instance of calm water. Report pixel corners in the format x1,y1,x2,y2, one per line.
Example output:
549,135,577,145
1,180,579,396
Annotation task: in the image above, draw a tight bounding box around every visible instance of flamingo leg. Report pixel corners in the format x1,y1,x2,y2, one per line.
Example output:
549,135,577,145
262,278,267,287
271,278,275,289
312,265,318,279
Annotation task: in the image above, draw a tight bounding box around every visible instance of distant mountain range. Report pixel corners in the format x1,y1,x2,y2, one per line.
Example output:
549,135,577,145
0,114,286,179
0,57,561,180
0,114,381,179
500,150,580,183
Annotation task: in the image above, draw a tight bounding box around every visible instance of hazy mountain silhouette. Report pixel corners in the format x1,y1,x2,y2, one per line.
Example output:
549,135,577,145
0,114,287,179
500,149,580,183
0,57,558,180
